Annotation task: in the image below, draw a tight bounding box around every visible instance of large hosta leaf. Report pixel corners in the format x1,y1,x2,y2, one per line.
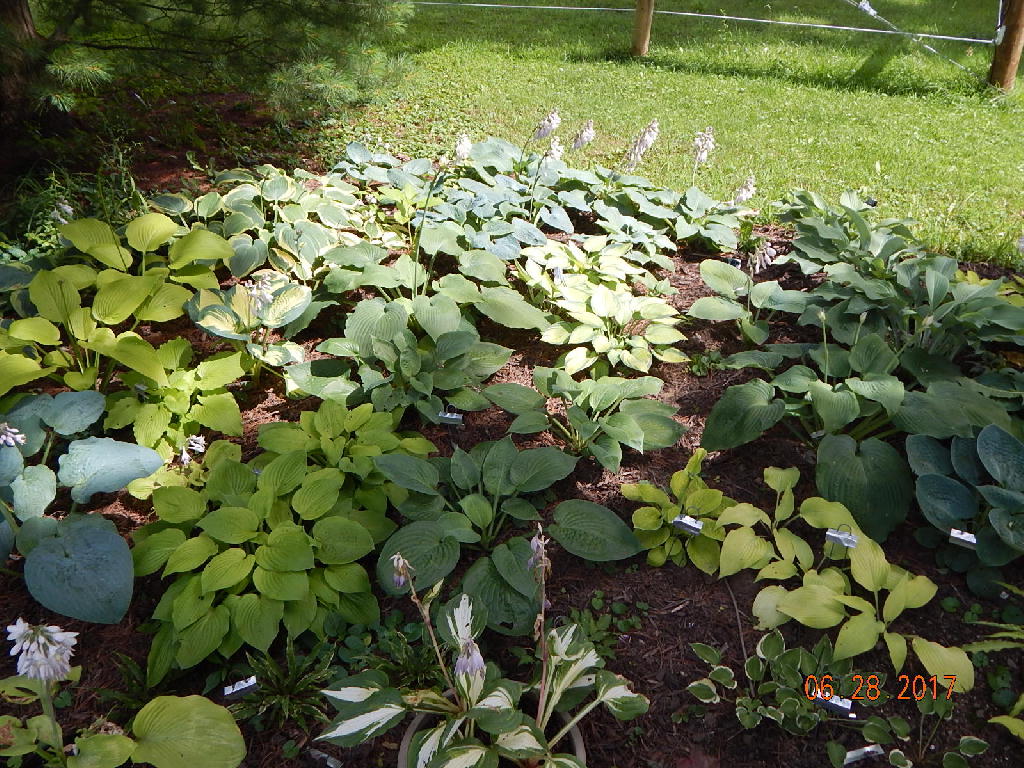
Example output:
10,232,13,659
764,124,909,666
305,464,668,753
132,695,245,768
549,500,641,561
816,435,911,542
23,514,133,623
376,521,460,594
57,437,163,503
701,380,785,452
977,425,1024,492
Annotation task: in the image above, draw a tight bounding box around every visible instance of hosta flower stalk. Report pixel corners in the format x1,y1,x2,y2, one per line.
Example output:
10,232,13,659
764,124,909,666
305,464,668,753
571,119,595,151
624,119,659,172
7,618,77,751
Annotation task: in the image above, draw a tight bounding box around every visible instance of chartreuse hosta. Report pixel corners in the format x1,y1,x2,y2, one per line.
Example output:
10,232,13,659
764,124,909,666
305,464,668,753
623,448,735,570
483,366,685,472
0,213,227,395
133,401,434,685
373,437,641,635
0,392,162,623
104,339,246,466
320,594,648,768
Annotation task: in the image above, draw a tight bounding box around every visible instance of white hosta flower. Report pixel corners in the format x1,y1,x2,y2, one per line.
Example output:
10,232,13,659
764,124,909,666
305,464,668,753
734,174,757,204
241,274,275,313
693,126,716,167
7,618,78,682
0,423,27,448
547,136,564,162
752,244,777,274
185,435,206,455
527,524,550,574
571,120,595,151
624,119,659,171
533,109,561,141
390,552,412,590
858,0,878,17
454,133,472,163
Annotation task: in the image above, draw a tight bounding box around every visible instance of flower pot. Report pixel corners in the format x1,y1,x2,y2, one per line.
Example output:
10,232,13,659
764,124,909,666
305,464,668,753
396,703,587,768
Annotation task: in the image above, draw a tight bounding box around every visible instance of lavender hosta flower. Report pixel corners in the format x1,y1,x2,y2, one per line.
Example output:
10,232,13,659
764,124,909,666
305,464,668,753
752,244,777,274
0,423,27,448
7,618,78,683
624,119,659,172
734,174,757,205
391,553,413,590
693,126,716,167
533,109,561,141
454,639,485,679
454,133,472,164
571,120,595,151
857,0,878,17
527,524,550,575
547,136,564,162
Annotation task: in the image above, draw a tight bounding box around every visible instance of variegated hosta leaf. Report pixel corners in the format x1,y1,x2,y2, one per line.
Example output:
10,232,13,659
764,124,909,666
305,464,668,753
321,670,389,708
543,754,587,768
318,688,407,747
428,740,499,768
494,722,548,760
594,669,650,720
410,719,464,768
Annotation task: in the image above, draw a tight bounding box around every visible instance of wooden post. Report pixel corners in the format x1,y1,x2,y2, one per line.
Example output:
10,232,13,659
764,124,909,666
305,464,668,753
631,0,655,57
990,0,1024,91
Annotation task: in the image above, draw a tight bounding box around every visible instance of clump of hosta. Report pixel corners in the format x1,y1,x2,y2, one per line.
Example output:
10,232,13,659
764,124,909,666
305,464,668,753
320,549,648,767
542,282,688,373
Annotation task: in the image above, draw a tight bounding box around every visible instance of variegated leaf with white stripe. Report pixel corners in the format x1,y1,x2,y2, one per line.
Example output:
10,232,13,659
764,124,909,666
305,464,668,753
543,755,587,768
318,689,407,747
595,669,649,720
494,722,548,760
321,670,389,708
428,740,498,768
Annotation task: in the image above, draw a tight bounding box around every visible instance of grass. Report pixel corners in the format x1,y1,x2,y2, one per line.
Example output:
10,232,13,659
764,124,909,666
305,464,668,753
318,0,1024,264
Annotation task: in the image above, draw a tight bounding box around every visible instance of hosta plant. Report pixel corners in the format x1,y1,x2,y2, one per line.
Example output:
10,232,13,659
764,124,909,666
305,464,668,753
320,593,648,768
104,340,246,462
541,283,687,374
483,367,685,472
373,437,641,633
906,425,1024,593
686,258,808,345
1,391,162,623
135,401,434,685
622,448,734,569
306,294,512,423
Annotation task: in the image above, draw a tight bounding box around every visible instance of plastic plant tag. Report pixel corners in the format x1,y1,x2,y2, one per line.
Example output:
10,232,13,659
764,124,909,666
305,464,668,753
672,514,703,536
815,693,855,718
844,745,884,765
437,411,464,426
949,528,977,550
825,528,858,549
308,749,344,768
223,675,258,699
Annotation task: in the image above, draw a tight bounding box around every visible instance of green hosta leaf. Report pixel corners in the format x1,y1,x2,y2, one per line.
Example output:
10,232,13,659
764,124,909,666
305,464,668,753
197,506,260,544
0,352,54,397
808,381,860,433
718,527,775,577
201,548,255,593
484,383,546,414
167,228,233,269
752,585,792,630
509,447,578,493
257,450,307,496
196,352,247,391
977,425,1024,492
254,526,314,572
832,612,884,661
58,438,163,504
67,733,136,768
910,638,973,693
550,500,642,561
776,585,847,628
153,487,206,523
915,475,977,531
23,515,133,623
849,334,898,375
62,219,131,269
845,375,905,416
849,534,891,593
164,535,217,576
10,465,56,520
699,259,749,298
377,521,460,594
189,392,243,436
687,296,747,321
226,593,282,653
133,528,187,576
312,518,375,564
988,716,1024,740
29,269,82,324
474,286,550,330
373,454,440,495
8,316,61,345
815,435,911,542
132,695,245,768
127,213,178,252
701,380,785,452
252,568,309,601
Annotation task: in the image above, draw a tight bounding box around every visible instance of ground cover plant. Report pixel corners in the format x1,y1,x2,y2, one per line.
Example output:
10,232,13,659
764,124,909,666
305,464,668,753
2,80,1024,768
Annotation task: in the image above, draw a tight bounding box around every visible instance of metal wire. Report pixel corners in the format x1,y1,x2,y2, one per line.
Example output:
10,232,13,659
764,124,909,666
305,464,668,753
410,1,999,45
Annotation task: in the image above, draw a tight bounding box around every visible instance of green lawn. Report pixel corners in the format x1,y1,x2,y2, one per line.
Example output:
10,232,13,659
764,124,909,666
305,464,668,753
321,0,1024,264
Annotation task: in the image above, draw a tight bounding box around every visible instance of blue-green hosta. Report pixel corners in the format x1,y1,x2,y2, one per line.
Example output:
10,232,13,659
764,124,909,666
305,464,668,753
373,437,641,634
320,596,648,768
301,294,513,423
135,401,434,685
907,425,1024,594
483,367,685,472
0,392,162,623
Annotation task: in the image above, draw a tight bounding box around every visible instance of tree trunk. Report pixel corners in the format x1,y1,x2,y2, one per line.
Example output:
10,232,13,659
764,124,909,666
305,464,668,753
1,0,43,141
